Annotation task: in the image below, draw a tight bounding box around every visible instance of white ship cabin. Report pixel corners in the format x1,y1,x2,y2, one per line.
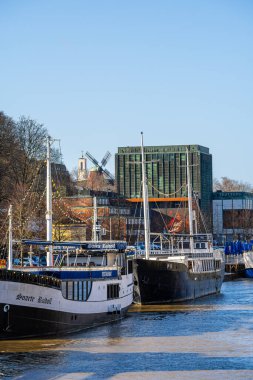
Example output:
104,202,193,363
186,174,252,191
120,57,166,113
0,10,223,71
15,240,129,271
136,233,215,258
58,248,125,268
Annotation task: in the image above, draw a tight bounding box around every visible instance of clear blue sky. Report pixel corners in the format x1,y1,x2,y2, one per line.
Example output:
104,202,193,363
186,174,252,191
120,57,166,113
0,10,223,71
1,1,252,183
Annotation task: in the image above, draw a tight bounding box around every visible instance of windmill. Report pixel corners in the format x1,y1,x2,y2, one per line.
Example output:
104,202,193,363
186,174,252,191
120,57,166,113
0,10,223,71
85,151,115,184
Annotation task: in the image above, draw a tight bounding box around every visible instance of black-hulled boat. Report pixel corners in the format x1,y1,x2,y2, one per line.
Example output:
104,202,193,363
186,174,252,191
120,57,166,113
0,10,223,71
132,134,224,304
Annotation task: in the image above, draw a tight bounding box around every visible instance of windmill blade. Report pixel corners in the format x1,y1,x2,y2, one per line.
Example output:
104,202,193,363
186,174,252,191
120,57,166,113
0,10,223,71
101,151,111,167
102,167,115,181
85,151,100,167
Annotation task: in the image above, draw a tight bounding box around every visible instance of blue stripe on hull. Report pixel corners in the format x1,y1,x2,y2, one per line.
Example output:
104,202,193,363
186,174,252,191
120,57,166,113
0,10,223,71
32,269,118,280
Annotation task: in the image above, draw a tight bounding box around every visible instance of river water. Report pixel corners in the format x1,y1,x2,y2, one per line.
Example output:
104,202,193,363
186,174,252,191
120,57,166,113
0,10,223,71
1,279,253,379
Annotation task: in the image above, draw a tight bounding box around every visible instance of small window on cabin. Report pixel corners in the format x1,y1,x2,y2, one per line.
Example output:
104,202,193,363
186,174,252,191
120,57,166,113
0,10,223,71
83,281,87,300
61,281,67,298
128,260,133,274
78,281,83,301
67,281,73,300
74,281,78,301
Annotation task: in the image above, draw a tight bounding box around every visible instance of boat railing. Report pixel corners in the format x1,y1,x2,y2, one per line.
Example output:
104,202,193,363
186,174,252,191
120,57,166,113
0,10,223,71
135,249,217,259
135,249,185,257
188,251,215,259
0,269,61,289
225,254,244,264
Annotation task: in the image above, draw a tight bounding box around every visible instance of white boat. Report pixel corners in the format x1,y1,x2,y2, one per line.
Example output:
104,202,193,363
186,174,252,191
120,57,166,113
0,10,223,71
132,133,225,304
0,137,133,339
243,250,253,278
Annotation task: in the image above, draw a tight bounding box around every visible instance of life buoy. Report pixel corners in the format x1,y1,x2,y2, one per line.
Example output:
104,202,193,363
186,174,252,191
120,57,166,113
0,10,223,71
4,304,10,313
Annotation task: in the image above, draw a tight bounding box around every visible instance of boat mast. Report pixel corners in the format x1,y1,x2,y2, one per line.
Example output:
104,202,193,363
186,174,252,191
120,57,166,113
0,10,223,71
93,196,98,242
141,132,150,260
8,205,13,270
46,136,53,266
186,147,194,252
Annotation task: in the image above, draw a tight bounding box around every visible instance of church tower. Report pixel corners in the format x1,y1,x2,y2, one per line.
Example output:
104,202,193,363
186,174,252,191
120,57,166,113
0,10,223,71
77,153,87,181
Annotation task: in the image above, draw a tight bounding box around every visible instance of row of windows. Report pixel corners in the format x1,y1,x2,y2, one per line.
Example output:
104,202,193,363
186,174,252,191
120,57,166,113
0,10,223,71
127,218,144,225
61,280,92,301
116,150,212,216
117,153,202,197
107,284,119,299
118,146,205,154
98,198,110,205
110,208,131,215
61,281,121,301
127,229,144,235
195,243,207,249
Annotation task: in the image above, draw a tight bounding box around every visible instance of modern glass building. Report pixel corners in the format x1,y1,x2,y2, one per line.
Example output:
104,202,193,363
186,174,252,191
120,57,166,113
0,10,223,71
115,144,213,232
213,191,253,243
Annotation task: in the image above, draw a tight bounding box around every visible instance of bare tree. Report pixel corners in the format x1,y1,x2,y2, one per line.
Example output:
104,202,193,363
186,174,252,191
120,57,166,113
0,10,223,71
213,177,253,192
0,112,78,254
12,116,47,187
0,112,20,205
0,112,22,246
71,167,78,182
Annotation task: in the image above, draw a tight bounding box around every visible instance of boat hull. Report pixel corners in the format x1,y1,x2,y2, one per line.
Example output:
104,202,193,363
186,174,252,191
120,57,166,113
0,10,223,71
0,273,133,339
0,302,129,339
244,268,253,278
133,259,224,304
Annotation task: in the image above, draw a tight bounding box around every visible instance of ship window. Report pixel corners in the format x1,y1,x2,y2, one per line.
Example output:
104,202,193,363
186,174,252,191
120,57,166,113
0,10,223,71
61,281,67,298
67,281,73,300
78,281,83,301
201,243,206,249
61,280,92,301
107,284,119,299
87,281,92,298
128,260,133,274
74,281,78,301
83,281,87,299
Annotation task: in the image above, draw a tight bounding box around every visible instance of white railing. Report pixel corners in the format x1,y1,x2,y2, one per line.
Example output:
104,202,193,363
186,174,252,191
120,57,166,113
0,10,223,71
134,248,216,259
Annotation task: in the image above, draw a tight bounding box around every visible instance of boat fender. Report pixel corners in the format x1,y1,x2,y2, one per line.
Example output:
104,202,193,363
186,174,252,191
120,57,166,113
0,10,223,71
4,304,10,313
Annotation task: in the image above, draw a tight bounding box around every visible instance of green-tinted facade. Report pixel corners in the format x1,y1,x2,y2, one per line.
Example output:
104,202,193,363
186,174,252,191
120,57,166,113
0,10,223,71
115,144,213,217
